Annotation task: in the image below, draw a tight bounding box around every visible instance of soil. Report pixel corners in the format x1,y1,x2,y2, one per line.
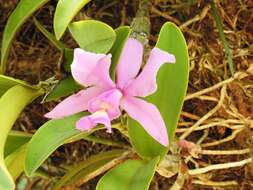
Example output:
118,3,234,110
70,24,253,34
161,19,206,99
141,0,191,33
0,0,253,189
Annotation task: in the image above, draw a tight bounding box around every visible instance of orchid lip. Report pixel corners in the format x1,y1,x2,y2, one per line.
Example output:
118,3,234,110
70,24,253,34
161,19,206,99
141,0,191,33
86,88,123,120
90,110,108,119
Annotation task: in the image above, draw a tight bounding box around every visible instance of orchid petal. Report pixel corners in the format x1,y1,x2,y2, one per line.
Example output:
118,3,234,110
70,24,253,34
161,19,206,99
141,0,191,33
125,47,175,97
71,48,114,88
88,89,122,120
116,38,144,89
76,110,112,133
121,96,169,146
44,87,104,119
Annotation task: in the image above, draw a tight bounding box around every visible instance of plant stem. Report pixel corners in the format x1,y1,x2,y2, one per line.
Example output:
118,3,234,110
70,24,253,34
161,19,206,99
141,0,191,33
33,18,65,51
130,0,151,45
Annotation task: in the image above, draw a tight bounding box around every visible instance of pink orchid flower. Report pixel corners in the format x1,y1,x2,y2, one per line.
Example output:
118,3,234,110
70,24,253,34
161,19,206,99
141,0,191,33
45,38,175,146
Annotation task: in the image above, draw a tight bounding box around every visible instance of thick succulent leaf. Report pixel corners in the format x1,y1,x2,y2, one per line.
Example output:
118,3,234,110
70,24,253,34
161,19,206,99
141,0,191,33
4,131,31,157
63,48,74,72
96,157,159,190
152,22,189,141
128,22,189,158
0,85,43,190
45,76,81,102
25,113,103,176
109,26,131,80
53,150,125,190
0,0,49,73
0,75,38,97
25,113,84,176
68,20,116,53
54,0,91,40
5,144,28,181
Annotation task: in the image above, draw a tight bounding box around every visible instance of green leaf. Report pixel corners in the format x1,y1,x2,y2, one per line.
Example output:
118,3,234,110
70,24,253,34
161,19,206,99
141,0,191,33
53,150,125,190
5,143,28,180
0,0,49,74
5,131,31,157
63,48,74,72
128,22,189,158
0,75,37,97
96,157,159,190
54,0,91,40
0,85,43,190
83,135,127,148
25,113,102,176
153,22,189,140
68,20,116,53
0,164,13,190
109,26,131,80
45,76,81,102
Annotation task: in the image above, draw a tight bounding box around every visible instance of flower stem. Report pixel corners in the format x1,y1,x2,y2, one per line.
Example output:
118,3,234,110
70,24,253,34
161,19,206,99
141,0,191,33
130,0,151,45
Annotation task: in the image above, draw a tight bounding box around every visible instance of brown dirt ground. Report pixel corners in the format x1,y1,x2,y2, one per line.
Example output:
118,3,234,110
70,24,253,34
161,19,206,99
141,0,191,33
0,0,253,189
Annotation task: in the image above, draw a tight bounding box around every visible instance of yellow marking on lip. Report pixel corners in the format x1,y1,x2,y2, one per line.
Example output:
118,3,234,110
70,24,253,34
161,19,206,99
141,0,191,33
100,102,112,110
90,110,108,119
